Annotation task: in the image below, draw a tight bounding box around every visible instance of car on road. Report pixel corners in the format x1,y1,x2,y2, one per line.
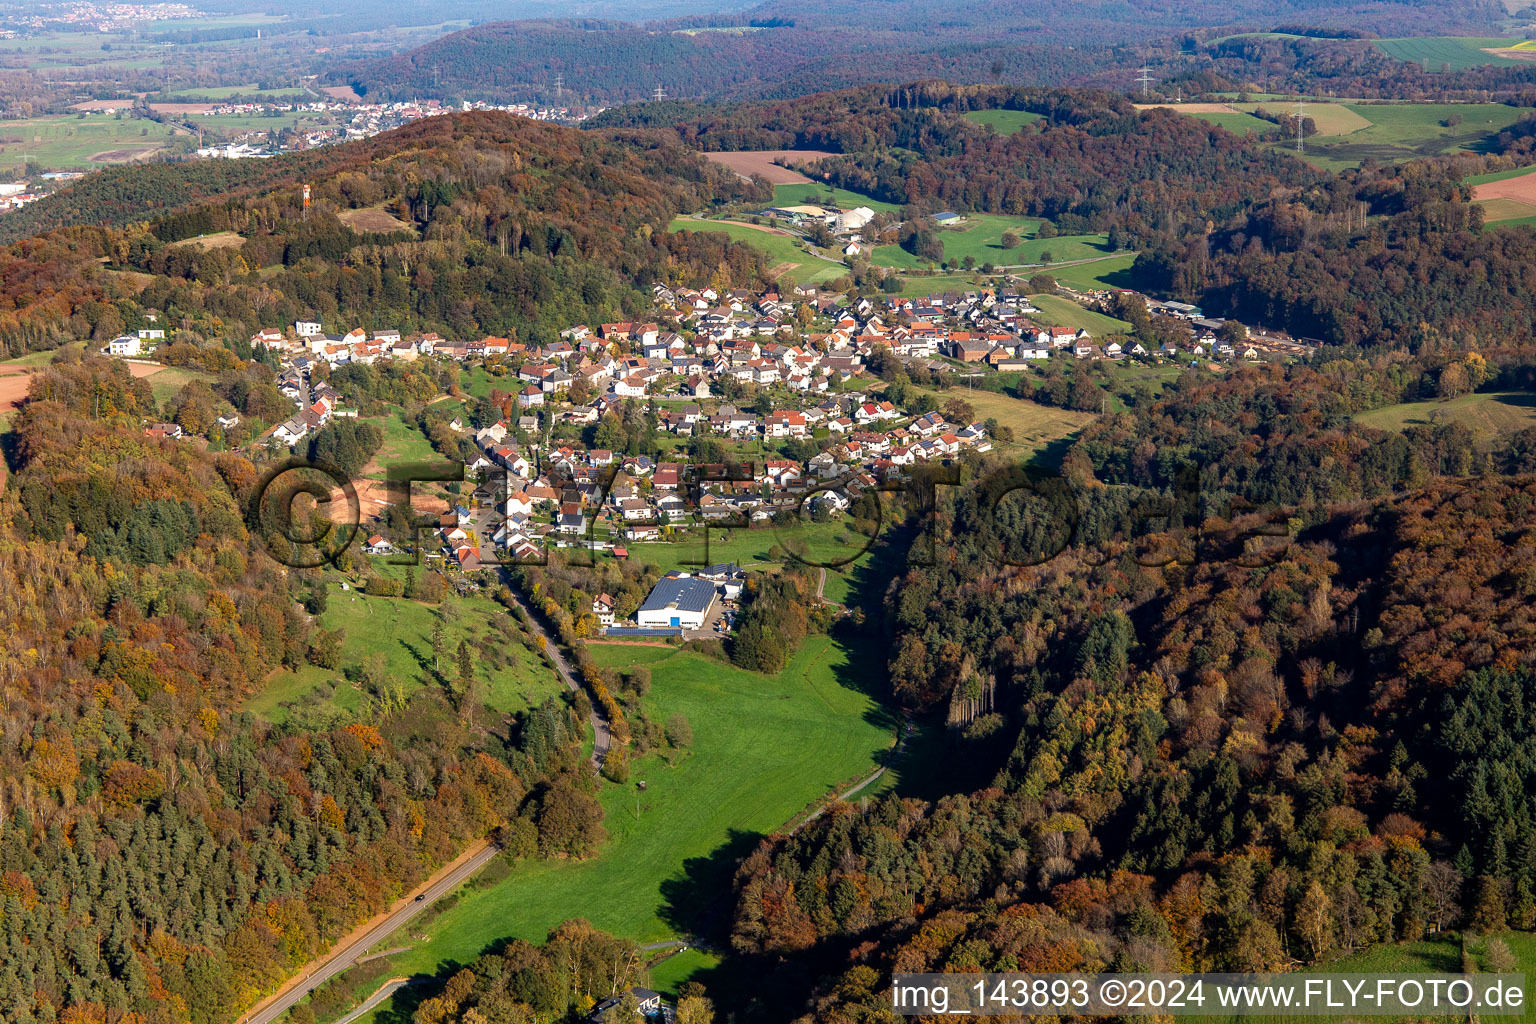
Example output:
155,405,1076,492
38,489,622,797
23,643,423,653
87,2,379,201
414,894,426,902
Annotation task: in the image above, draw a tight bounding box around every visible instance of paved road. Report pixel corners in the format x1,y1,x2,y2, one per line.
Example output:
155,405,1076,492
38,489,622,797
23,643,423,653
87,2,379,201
497,569,611,767
240,840,498,1024
331,978,426,1024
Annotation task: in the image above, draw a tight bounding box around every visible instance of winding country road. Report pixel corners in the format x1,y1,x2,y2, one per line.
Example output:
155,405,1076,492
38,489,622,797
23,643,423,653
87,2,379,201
496,568,611,767
239,840,499,1024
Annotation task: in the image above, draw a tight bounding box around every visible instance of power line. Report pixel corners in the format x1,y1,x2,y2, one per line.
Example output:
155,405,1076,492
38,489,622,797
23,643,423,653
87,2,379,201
553,74,564,101
1136,64,1152,100
653,84,665,102
1296,98,1305,155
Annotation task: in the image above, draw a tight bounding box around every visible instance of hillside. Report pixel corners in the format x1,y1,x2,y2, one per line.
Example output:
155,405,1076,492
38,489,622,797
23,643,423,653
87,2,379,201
329,0,1509,107
720,353,1536,1017
0,150,351,244
0,110,768,361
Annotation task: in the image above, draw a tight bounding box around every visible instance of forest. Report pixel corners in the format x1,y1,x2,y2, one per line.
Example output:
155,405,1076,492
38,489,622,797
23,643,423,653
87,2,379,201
720,346,1536,1020
331,0,1512,107
0,352,627,1024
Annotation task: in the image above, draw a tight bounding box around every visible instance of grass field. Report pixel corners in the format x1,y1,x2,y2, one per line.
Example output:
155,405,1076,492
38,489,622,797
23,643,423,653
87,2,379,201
913,382,1097,457
769,182,901,214
246,585,564,725
613,520,880,586
1353,390,1536,435
338,206,415,234
1184,109,1276,135
167,231,245,250
369,413,443,475
872,215,1113,271
163,83,308,100
1029,293,1132,334
353,634,898,1022
1219,101,1373,137
962,109,1042,134
1375,36,1523,70
1477,196,1536,223
669,216,845,286
1204,930,1536,1024
144,365,219,406
0,113,181,174
185,111,332,136
1045,253,1141,290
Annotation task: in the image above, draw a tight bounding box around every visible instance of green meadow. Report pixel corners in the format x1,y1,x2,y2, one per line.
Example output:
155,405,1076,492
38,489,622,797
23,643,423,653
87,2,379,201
1184,109,1276,134
245,585,566,726
1374,36,1522,70
769,182,901,214
668,216,846,286
1465,164,1536,186
1294,103,1530,172
0,113,182,174
962,109,1042,135
1029,293,1132,334
873,215,1114,270
352,633,900,1022
1353,390,1536,436
1043,252,1141,290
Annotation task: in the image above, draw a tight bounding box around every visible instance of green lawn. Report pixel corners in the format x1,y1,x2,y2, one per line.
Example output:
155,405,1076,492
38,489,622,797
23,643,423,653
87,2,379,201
873,216,1113,271
1353,390,1536,435
769,182,901,214
354,633,899,1022
962,109,1042,135
1375,36,1522,70
245,585,565,725
668,216,845,286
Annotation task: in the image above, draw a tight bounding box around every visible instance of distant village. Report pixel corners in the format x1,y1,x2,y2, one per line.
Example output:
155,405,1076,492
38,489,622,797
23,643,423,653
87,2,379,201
191,97,596,161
